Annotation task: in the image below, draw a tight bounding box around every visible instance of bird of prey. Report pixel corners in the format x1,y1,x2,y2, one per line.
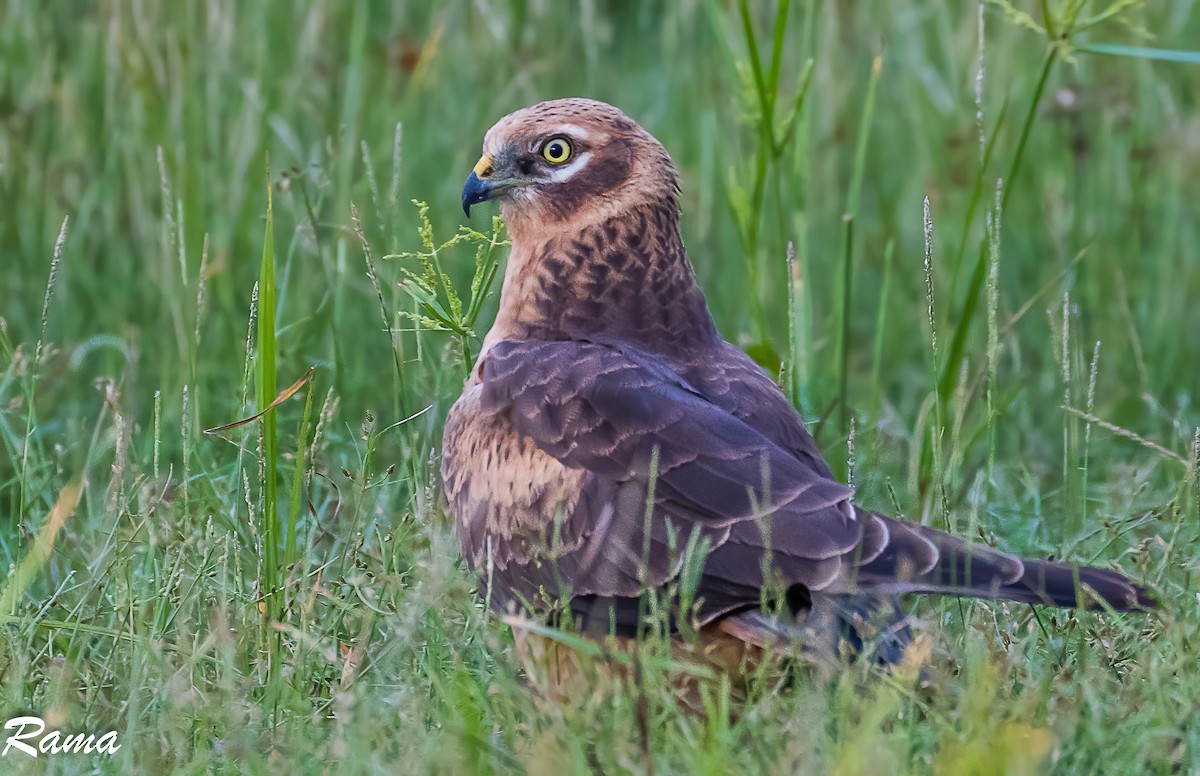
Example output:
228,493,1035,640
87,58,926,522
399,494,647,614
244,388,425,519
443,98,1153,686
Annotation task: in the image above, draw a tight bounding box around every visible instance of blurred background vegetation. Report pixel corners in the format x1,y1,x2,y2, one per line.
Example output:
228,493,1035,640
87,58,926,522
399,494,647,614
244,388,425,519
0,1,1197,773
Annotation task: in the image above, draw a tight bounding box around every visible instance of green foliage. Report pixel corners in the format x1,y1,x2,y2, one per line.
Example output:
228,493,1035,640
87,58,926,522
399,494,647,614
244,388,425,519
385,201,508,370
0,0,1197,773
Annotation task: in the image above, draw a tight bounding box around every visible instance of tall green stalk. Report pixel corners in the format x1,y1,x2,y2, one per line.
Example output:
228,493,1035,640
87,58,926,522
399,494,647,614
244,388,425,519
256,162,281,667
939,47,1055,400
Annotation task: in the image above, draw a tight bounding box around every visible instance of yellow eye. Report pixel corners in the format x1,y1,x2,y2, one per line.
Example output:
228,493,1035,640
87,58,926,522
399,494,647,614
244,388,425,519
541,136,573,164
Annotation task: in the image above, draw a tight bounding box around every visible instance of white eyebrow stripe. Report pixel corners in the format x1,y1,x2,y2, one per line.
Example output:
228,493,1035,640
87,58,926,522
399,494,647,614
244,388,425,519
552,123,592,141
545,152,592,183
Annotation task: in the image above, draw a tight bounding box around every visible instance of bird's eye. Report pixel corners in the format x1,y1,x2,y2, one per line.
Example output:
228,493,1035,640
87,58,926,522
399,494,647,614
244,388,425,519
541,136,573,165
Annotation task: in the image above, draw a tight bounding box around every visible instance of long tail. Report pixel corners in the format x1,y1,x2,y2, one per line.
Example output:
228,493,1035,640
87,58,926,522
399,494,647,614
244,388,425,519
719,512,1154,669
853,512,1156,611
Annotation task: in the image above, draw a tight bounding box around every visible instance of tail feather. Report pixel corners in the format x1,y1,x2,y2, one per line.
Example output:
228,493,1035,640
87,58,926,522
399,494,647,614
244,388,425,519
719,513,1154,669
999,559,1156,610
855,513,1155,612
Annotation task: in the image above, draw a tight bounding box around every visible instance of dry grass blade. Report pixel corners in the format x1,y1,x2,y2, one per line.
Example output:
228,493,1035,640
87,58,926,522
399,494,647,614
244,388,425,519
0,479,82,621
203,367,315,435
1061,406,1188,466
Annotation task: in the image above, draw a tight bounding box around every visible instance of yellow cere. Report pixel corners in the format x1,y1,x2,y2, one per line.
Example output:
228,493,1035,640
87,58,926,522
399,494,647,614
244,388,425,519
473,154,494,177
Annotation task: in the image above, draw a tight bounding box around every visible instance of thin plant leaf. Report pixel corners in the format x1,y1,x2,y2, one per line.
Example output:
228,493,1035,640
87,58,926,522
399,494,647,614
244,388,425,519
1062,406,1188,466
204,368,315,435
1076,43,1200,64
0,479,82,620
499,615,612,661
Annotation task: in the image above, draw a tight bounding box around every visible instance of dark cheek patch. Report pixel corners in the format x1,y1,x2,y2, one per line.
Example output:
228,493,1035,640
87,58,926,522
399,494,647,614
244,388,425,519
584,138,633,191
544,138,633,220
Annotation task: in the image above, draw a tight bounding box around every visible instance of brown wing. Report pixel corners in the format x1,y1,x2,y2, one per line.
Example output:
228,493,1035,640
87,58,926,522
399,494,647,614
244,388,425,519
683,341,835,480
443,336,1151,642
444,338,863,631
679,346,1154,611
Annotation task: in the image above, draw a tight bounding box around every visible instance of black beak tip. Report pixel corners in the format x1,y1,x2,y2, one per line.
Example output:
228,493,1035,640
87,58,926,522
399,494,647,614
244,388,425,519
461,171,490,219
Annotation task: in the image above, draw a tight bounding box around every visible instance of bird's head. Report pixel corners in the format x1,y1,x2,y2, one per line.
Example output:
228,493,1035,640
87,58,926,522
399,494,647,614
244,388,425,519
461,98,680,231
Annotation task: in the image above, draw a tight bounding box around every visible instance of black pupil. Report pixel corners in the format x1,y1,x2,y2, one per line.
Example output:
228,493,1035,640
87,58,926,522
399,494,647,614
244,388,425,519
549,142,564,158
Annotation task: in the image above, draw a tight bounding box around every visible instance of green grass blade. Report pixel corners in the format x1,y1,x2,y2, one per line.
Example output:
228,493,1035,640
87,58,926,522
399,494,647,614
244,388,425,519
870,238,896,408
284,380,315,573
838,213,854,463
939,46,1056,400
1076,43,1200,64
256,160,281,635
846,53,882,217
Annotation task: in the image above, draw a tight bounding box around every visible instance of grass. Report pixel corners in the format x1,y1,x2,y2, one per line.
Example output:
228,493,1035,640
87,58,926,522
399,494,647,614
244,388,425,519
1,0,1198,773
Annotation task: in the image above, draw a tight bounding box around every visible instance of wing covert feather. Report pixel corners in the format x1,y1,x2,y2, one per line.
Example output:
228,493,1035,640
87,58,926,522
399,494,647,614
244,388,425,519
480,339,858,550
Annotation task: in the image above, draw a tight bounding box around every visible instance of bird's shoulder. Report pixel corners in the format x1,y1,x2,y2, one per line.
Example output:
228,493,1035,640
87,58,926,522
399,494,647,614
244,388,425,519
678,340,835,479
473,335,833,477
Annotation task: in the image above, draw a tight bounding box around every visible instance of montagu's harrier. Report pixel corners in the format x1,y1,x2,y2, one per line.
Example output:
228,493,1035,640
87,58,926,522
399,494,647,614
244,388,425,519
443,98,1153,684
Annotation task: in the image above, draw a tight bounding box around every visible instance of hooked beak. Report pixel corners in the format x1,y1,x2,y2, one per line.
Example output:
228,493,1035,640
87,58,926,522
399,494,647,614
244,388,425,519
461,171,492,217
461,154,496,217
